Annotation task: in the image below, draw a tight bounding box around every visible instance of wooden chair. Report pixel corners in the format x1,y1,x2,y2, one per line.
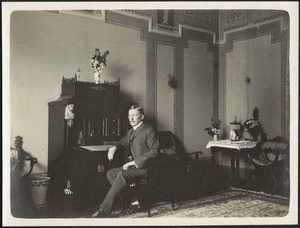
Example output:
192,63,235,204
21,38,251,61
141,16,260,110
245,136,289,195
122,131,203,217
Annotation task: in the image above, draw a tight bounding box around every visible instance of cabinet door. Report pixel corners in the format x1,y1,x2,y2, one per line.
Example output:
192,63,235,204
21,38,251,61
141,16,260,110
74,116,130,145
74,150,121,208
102,117,124,141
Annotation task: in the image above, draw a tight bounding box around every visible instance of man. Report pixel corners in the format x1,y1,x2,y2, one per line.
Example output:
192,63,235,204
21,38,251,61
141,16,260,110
91,105,159,218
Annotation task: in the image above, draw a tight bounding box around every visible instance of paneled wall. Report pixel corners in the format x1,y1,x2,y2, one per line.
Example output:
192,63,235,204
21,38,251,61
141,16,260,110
156,44,175,132
10,11,147,173
183,40,214,155
217,22,287,172
225,35,281,139
9,10,289,173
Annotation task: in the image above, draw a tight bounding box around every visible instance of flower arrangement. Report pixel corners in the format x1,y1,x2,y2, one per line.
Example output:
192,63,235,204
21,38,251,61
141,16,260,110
90,48,110,73
204,118,222,137
244,107,262,138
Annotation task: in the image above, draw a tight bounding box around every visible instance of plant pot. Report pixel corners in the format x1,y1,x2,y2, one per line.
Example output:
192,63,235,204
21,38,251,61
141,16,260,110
213,134,219,141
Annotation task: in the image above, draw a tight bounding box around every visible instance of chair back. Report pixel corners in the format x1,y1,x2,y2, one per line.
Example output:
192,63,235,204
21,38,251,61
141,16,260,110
157,131,178,156
247,136,289,168
261,136,289,152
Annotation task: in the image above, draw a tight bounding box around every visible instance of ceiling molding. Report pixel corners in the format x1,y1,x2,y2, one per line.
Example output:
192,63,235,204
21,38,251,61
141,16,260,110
59,10,105,21
55,9,288,44
219,16,288,45
113,10,216,38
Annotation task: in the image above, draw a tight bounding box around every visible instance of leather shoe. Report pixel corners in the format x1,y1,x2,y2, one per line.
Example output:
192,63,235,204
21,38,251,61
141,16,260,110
90,208,109,218
126,202,141,215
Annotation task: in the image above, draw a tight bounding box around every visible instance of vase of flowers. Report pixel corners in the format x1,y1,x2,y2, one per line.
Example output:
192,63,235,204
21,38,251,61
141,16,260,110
244,107,262,141
204,118,222,141
90,48,109,84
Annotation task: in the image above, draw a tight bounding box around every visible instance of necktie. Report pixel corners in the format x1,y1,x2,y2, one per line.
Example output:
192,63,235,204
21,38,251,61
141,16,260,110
127,131,135,162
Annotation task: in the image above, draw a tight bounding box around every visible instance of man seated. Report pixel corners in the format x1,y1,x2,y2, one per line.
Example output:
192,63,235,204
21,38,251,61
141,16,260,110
90,105,159,218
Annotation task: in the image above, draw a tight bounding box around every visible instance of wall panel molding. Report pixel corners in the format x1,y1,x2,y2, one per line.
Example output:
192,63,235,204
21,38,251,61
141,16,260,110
281,29,290,140
220,17,289,140
182,28,215,53
146,40,156,127
57,9,289,141
223,19,284,53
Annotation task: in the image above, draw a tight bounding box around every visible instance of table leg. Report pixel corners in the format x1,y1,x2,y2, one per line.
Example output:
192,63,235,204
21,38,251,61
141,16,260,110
236,156,240,179
231,155,235,177
211,148,216,167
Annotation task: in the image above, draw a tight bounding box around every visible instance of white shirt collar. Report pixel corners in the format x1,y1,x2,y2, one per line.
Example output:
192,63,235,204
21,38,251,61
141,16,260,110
133,121,143,131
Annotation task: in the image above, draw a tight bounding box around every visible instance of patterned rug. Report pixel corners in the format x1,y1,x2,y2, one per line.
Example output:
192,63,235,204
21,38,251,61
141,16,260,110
111,187,289,218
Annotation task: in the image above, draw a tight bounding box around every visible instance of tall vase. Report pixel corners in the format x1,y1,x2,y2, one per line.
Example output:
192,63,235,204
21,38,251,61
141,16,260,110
94,71,101,84
213,134,219,141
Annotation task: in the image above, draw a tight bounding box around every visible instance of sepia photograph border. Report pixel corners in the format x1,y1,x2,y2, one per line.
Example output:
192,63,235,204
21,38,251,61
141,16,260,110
2,1,298,226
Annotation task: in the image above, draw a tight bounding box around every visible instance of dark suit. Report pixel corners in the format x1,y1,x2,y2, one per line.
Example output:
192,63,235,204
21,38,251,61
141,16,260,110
99,122,159,214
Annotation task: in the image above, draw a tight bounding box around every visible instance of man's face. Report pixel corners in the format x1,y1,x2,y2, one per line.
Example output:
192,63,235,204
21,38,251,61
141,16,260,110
128,109,144,127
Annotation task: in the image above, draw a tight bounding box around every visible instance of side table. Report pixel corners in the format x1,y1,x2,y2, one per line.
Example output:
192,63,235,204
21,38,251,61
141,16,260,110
206,140,258,180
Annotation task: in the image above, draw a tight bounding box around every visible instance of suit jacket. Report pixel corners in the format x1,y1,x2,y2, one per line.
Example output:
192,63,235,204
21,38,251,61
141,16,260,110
115,122,159,169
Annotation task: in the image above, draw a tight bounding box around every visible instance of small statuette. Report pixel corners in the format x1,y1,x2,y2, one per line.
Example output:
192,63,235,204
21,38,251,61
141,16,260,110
64,104,75,127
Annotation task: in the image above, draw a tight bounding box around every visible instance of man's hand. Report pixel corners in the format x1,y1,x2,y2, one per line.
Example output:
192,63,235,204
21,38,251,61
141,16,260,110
123,161,137,170
107,146,117,161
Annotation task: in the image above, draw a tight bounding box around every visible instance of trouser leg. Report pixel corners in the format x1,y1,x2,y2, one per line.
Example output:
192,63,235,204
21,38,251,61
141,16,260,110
106,167,123,185
100,166,146,214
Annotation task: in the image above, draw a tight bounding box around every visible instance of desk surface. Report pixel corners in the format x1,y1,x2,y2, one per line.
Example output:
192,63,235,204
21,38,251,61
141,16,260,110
206,140,258,150
78,145,113,152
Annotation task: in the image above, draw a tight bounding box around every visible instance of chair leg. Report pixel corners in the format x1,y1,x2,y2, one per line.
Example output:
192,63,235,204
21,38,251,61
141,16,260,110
246,169,256,189
171,199,175,210
263,173,278,194
169,189,176,210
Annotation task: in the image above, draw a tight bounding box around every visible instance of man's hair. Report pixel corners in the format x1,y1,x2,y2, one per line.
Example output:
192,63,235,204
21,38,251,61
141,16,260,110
129,105,144,115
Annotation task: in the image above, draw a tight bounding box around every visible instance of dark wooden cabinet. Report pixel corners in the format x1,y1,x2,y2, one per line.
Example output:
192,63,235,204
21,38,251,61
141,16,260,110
47,77,134,217
48,77,133,168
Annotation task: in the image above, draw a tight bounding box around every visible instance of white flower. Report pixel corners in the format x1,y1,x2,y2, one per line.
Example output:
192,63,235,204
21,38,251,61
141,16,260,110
212,128,221,135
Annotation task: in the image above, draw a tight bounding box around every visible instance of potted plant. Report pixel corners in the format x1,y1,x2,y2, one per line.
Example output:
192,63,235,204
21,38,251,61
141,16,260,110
90,48,109,84
244,107,262,141
204,118,222,141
